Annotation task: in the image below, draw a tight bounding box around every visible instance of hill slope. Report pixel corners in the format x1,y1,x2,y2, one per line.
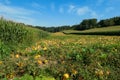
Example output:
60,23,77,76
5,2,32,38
63,26,120,35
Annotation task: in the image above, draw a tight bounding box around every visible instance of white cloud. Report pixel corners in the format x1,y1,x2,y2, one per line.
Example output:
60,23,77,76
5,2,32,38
0,0,11,4
0,3,40,25
76,6,90,15
14,16,36,25
5,0,10,4
75,6,98,18
68,5,75,13
0,3,38,15
66,5,98,18
0,13,36,25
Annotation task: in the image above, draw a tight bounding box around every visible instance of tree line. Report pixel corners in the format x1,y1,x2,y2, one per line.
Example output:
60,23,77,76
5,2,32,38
35,16,120,32
35,25,72,33
1,16,120,33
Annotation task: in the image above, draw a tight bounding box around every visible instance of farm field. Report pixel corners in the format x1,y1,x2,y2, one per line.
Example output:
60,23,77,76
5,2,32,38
0,32,120,80
63,26,120,35
0,17,120,80
1,0,120,79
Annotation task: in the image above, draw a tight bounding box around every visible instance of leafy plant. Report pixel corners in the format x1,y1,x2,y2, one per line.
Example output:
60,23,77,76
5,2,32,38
0,40,10,60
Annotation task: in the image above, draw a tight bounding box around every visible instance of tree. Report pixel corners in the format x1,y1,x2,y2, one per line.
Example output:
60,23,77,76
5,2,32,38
89,19,97,28
79,18,97,30
113,17,120,25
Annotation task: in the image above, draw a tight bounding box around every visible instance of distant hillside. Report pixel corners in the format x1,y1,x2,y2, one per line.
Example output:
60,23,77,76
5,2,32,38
35,16,120,33
63,26,120,35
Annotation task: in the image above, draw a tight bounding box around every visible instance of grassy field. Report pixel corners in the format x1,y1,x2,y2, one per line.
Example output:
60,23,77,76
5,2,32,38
63,26,120,35
0,20,120,80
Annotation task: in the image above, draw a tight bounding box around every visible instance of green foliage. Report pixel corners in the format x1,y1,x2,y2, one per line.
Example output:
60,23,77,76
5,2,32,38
0,40,10,60
74,16,120,31
13,74,55,80
0,18,49,44
36,75,55,80
0,18,28,44
0,17,49,51
98,16,120,27
79,18,97,30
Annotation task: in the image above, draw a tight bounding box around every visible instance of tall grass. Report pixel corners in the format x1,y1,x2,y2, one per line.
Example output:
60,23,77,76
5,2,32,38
0,17,49,56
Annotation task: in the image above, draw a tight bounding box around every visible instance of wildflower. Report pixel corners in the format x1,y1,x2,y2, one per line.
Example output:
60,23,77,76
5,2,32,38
72,70,78,75
34,54,41,59
34,47,37,50
37,60,43,65
106,71,110,75
0,61,2,64
15,54,19,58
16,62,23,67
99,70,104,76
6,73,15,79
32,46,37,50
95,69,104,76
37,45,41,49
63,73,69,79
43,47,47,50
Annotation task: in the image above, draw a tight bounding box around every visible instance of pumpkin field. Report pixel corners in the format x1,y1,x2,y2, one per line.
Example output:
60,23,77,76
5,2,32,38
0,18,120,80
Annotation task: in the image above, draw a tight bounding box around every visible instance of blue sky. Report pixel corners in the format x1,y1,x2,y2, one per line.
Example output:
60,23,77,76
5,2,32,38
0,0,120,27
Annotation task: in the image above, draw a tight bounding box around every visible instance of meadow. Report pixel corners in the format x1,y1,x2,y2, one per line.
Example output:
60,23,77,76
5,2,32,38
0,18,120,80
